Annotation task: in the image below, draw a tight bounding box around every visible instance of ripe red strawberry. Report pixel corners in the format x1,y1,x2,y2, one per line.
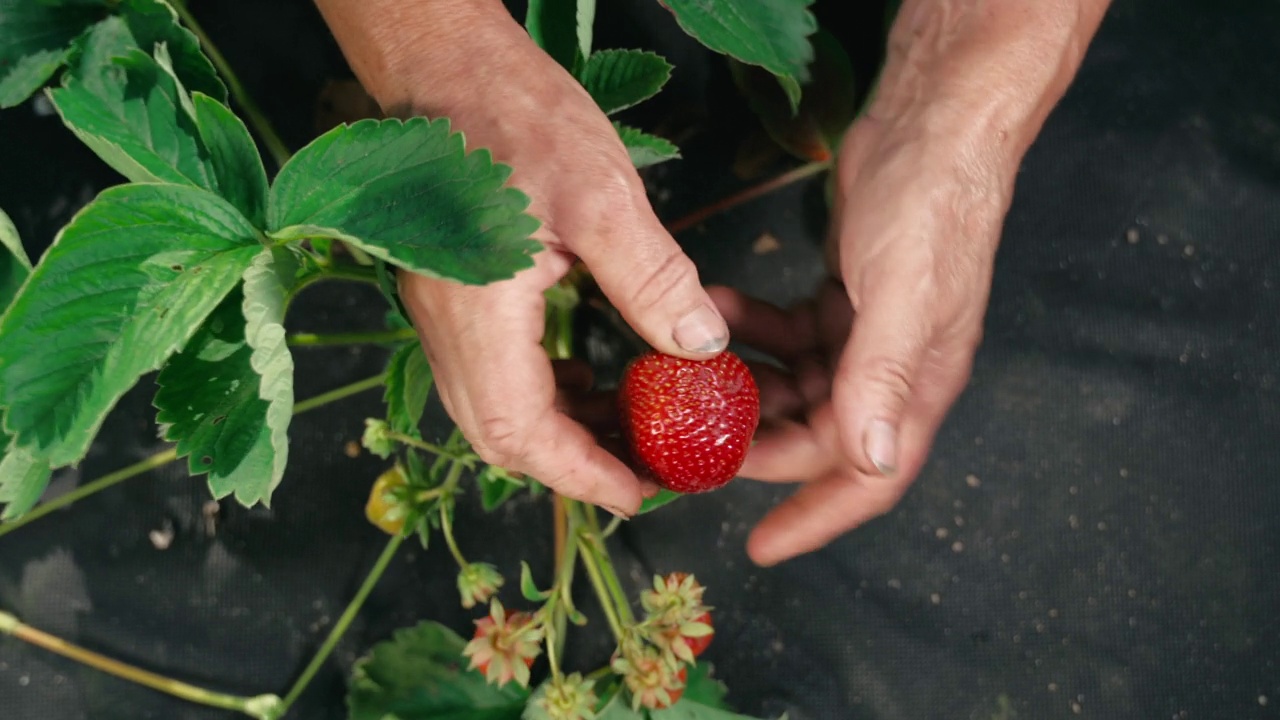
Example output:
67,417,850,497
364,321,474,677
619,350,759,493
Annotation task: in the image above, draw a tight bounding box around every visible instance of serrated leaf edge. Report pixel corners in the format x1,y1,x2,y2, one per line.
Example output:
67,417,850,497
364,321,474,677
239,247,296,506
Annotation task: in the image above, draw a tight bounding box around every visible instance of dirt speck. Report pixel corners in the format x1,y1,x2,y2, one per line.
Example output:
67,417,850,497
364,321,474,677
148,520,174,550
752,233,781,255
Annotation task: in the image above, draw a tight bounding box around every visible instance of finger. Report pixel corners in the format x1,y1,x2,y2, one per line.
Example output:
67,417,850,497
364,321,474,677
746,468,910,566
740,422,829,483
747,353,973,565
564,189,730,359
748,362,807,420
831,270,933,478
793,354,831,407
639,478,663,499
401,271,643,517
739,403,842,483
706,285,818,361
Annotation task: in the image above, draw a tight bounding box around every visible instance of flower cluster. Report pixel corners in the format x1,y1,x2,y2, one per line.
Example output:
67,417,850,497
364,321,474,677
609,572,715,711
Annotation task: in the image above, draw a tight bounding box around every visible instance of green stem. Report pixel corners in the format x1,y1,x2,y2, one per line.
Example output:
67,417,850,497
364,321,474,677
385,432,449,458
547,495,581,675
439,499,467,568
574,529,623,640
665,160,831,235
288,328,418,347
543,521,578,679
600,514,624,539
436,461,468,568
288,264,381,302
0,611,279,718
292,374,385,413
583,507,634,625
0,449,177,539
318,264,381,285
168,0,292,168
276,533,404,714
0,374,386,539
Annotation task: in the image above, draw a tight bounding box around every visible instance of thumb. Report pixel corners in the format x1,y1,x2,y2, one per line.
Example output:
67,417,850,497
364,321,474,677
572,201,729,358
831,277,932,477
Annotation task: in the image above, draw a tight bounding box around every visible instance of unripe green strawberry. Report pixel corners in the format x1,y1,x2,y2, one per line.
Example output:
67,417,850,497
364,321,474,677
619,351,760,493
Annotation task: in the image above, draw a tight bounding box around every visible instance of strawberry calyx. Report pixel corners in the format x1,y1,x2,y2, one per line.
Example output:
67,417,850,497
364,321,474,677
456,562,504,609
612,643,689,711
462,600,544,689
534,672,598,720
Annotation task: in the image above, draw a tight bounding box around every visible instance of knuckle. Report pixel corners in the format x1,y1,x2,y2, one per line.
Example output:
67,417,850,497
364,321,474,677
555,169,638,237
859,353,915,405
625,249,699,317
472,414,532,468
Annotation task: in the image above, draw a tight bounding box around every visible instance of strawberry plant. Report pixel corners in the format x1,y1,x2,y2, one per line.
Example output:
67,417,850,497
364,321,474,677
0,0,868,718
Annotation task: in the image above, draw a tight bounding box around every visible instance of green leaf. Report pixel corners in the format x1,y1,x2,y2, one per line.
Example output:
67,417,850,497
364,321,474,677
50,20,214,188
373,259,412,329
683,663,730,710
519,561,552,602
614,123,680,169
659,0,817,111
115,0,227,102
347,621,528,720
478,465,525,512
0,0,107,109
0,207,31,310
153,290,276,504
384,342,433,437
637,488,681,514
0,183,260,467
593,693,645,720
525,0,595,73
730,28,855,162
267,117,542,285
192,92,268,227
237,247,297,505
0,447,52,520
577,49,672,115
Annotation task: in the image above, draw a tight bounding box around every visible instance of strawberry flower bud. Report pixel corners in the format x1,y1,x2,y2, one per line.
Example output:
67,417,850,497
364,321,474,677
361,418,395,458
641,572,709,625
463,600,544,689
641,573,714,662
457,562,504,609
612,644,688,711
534,672,598,720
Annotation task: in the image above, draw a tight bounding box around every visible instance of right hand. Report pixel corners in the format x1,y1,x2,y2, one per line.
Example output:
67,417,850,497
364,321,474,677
323,0,730,516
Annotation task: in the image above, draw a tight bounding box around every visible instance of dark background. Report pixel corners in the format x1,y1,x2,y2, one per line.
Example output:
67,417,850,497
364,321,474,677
2,1,1279,718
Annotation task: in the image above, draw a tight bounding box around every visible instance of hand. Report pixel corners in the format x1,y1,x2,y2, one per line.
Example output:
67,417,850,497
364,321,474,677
711,105,1000,563
721,0,1113,566
314,0,729,516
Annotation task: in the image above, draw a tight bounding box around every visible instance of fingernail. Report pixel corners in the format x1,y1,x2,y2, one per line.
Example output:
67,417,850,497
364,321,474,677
603,504,632,520
673,305,729,354
864,419,898,476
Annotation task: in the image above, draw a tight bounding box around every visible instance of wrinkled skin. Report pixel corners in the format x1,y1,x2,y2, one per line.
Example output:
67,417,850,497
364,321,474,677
314,0,1111,564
